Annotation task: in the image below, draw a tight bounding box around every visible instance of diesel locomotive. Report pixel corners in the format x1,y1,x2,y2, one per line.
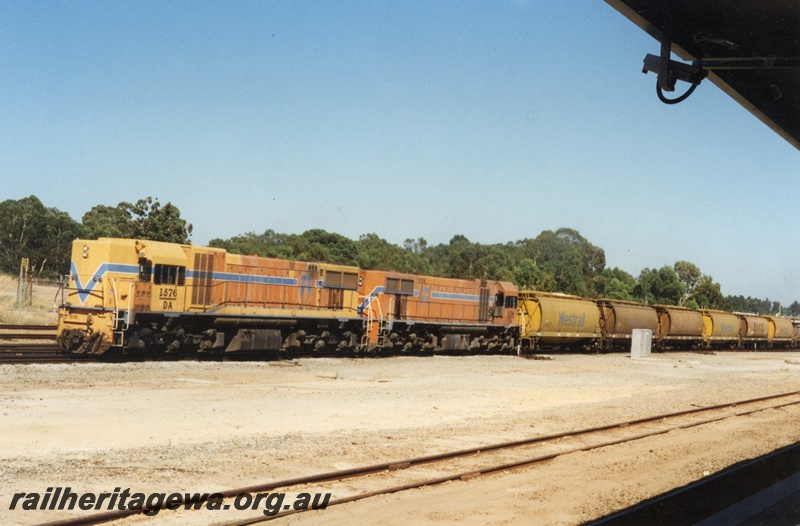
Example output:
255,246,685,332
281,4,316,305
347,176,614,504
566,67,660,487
57,238,519,355
56,238,799,356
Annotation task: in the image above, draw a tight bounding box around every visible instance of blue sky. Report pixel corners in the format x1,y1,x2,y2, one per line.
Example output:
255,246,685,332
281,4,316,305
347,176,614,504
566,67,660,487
1,1,798,303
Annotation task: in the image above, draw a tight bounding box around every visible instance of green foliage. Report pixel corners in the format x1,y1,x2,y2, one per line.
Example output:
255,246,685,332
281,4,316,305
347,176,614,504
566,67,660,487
631,264,724,309
403,237,428,255
210,230,432,272
209,226,792,313
209,230,294,259
673,260,702,306
692,275,724,309
634,266,684,305
723,295,782,315
0,196,84,275
82,197,193,244
513,228,606,296
356,233,432,274
602,278,633,300
595,267,636,300
0,195,190,276
424,237,514,281
292,229,359,265
513,259,543,290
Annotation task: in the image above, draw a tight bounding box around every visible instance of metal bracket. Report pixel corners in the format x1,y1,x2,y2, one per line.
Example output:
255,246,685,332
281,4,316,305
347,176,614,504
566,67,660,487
642,40,708,89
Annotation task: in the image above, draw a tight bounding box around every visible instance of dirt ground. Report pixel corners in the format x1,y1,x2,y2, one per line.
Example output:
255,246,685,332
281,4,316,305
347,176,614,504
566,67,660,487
2,352,800,526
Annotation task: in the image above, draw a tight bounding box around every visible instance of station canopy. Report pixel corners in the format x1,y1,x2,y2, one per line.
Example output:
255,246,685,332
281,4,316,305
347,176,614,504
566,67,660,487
605,0,800,150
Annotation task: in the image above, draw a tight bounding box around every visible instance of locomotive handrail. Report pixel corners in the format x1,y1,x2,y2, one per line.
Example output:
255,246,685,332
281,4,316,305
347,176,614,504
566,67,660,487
56,274,73,307
109,277,120,331
358,293,372,348
358,292,386,349
364,300,373,349
107,277,134,332
516,307,527,355
125,281,136,330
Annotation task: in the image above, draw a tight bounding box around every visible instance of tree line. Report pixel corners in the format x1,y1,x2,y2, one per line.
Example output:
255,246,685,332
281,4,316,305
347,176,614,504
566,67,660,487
0,195,191,276
1,195,796,315
207,227,799,315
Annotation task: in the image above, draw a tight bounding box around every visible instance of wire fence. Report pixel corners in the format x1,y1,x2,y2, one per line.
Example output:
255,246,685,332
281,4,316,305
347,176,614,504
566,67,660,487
0,277,61,325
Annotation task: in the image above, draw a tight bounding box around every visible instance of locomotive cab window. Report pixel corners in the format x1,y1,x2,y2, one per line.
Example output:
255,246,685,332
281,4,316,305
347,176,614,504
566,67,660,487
495,292,505,307
505,296,518,309
138,259,153,282
153,264,186,286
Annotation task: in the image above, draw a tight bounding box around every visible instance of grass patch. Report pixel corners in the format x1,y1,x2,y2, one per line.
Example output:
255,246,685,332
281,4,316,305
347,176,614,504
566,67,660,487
0,274,60,325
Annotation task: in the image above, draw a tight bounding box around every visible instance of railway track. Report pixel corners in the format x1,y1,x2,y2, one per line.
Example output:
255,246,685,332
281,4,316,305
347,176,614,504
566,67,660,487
0,323,58,336
34,389,800,526
0,348,102,364
0,325,262,364
0,324,76,364
1,324,796,365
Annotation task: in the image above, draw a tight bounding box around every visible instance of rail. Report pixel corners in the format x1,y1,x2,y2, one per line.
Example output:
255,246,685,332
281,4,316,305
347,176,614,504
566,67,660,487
31,389,800,526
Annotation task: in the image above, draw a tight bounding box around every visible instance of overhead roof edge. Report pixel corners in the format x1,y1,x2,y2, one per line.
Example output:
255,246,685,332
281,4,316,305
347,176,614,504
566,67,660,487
604,0,800,151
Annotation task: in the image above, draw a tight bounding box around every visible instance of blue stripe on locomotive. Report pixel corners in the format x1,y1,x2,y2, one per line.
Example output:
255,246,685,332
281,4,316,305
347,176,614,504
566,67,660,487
71,262,300,305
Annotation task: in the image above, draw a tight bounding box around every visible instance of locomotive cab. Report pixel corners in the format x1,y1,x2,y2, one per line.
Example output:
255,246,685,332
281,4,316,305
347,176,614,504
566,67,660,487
57,238,144,353
132,242,188,315
57,238,197,354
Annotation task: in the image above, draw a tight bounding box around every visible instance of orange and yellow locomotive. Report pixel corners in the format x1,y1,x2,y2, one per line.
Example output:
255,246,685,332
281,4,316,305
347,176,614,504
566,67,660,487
57,238,519,355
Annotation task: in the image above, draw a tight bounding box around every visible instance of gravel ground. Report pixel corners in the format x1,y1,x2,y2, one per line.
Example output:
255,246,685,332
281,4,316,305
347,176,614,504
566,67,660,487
2,351,800,525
